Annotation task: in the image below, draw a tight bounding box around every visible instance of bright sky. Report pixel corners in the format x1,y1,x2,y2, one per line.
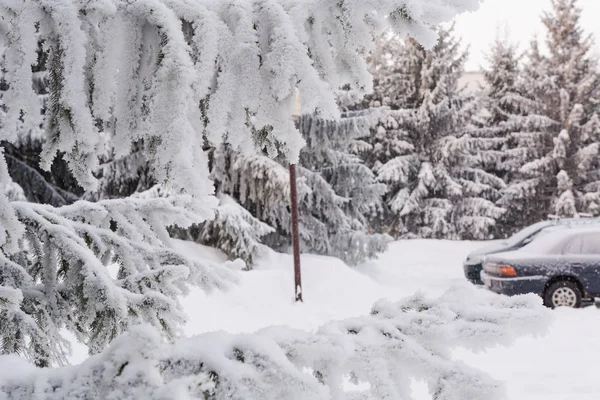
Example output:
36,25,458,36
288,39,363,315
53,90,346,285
452,0,600,71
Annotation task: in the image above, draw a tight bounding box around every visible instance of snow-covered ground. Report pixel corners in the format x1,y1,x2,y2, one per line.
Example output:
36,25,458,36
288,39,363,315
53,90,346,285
73,239,600,399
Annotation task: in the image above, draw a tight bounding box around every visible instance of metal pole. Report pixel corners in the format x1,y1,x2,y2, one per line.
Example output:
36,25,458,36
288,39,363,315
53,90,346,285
289,162,303,302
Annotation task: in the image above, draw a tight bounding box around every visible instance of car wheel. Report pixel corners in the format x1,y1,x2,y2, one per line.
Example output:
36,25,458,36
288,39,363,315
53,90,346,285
544,281,582,309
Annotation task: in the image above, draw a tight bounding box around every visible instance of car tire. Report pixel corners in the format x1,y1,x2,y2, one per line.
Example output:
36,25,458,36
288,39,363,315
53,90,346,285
543,280,582,309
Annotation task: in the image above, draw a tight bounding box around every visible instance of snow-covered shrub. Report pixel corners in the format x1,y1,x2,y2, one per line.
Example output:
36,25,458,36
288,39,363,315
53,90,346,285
0,195,236,367
0,285,550,400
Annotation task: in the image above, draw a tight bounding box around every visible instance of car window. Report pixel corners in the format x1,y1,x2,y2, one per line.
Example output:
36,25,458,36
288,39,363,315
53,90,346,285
561,235,583,254
559,232,600,255
580,233,600,254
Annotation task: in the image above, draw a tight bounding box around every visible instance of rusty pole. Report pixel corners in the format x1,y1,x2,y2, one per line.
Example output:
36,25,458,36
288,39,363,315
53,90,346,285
289,160,303,302
290,87,303,302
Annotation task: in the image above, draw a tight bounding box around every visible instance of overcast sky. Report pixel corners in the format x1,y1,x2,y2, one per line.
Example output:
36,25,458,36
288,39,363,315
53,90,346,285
452,0,600,71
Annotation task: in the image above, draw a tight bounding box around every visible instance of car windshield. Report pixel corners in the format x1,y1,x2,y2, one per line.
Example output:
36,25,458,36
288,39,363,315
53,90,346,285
504,221,552,246
517,229,566,254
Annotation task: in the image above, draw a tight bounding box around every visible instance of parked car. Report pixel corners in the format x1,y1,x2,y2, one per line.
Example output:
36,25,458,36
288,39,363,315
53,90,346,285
481,227,600,308
463,217,600,284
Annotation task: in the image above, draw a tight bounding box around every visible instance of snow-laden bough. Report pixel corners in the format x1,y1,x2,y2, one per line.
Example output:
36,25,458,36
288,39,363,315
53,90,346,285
0,285,551,400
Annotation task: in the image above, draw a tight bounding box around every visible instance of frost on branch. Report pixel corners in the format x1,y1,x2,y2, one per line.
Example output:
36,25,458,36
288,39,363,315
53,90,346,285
0,0,481,197
0,285,550,400
0,195,235,367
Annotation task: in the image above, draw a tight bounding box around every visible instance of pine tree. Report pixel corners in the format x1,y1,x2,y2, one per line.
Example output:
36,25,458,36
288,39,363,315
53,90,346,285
374,27,503,239
476,35,534,236
358,35,424,232
211,110,391,266
502,0,600,224
498,38,558,228
298,110,391,264
1,192,234,366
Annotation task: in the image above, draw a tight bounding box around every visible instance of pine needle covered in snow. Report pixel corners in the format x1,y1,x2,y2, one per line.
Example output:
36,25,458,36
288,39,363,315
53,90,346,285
0,0,481,197
0,285,550,400
1,195,236,366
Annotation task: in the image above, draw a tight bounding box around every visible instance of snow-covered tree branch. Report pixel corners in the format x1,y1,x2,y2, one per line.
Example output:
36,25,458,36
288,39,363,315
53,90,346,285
1,194,236,366
0,0,481,197
0,285,550,400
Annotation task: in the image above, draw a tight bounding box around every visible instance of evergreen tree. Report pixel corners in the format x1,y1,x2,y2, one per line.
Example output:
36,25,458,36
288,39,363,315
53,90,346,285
375,27,503,239
498,38,558,228
212,110,391,266
1,191,234,366
299,110,391,264
502,0,600,224
356,35,422,232
476,35,536,236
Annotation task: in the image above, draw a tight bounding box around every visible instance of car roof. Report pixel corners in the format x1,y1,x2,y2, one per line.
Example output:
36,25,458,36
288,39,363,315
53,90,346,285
546,217,600,226
522,226,600,251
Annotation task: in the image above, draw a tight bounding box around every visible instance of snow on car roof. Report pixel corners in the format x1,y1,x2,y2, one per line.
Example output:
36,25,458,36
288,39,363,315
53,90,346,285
503,225,600,256
505,217,600,246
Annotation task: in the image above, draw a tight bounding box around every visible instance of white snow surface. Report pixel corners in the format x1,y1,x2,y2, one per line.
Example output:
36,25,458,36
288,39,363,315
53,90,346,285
187,240,599,399
59,239,599,398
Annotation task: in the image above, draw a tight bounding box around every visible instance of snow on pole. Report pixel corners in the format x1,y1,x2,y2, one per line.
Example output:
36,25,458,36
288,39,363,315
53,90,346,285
290,88,303,302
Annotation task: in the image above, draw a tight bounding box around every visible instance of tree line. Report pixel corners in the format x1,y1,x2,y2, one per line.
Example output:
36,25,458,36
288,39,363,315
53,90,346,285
3,0,598,268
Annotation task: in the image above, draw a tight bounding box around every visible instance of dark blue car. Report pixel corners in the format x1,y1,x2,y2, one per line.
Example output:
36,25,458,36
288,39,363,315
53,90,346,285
464,217,600,285
481,227,600,308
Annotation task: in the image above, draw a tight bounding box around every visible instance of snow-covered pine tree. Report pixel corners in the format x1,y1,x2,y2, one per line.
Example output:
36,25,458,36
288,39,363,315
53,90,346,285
502,0,600,223
473,35,531,237
375,27,503,239
1,190,235,367
497,38,559,228
298,110,391,264
210,143,304,260
365,33,422,113
482,35,523,129
542,0,600,215
211,110,391,266
358,34,423,232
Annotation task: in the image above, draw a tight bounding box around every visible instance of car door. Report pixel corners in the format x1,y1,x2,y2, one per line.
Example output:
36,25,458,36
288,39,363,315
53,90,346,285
562,232,600,296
